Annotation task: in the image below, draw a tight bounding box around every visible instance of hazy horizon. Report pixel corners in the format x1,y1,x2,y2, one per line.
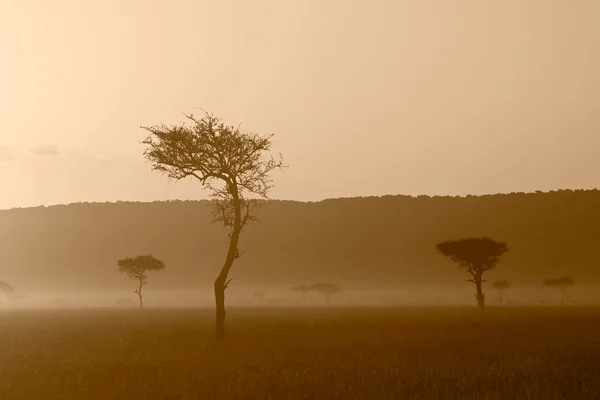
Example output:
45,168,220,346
1,0,599,210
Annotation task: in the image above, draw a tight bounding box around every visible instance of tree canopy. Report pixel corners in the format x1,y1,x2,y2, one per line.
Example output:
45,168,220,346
543,277,574,289
493,280,510,291
141,111,284,232
310,283,342,296
117,255,166,281
436,237,508,279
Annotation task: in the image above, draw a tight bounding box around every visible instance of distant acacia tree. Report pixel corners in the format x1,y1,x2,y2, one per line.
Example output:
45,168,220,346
436,237,508,309
0,281,14,307
310,283,342,305
291,285,312,304
492,280,511,305
254,290,266,305
117,255,166,309
142,110,284,344
543,277,574,306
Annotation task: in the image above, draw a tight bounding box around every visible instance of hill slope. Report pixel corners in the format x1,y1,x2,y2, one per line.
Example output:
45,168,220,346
0,189,598,290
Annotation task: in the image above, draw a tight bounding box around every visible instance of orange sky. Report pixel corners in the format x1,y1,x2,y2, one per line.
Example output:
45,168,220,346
0,0,598,209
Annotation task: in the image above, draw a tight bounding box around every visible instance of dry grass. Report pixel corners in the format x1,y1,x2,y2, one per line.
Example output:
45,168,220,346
1,307,600,399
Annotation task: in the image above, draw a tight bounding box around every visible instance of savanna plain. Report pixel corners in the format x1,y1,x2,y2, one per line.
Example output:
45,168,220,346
2,306,599,400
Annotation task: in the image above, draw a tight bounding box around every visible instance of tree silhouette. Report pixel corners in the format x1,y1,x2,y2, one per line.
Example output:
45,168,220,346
436,237,508,309
117,255,166,308
492,280,511,305
310,283,342,305
142,110,284,343
543,277,574,306
254,290,266,305
0,281,14,307
291,285,311,304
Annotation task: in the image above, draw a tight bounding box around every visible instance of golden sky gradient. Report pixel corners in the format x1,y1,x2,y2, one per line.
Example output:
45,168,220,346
0,0,598,209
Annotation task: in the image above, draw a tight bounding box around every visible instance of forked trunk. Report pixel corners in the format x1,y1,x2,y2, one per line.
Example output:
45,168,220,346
138,293,143,309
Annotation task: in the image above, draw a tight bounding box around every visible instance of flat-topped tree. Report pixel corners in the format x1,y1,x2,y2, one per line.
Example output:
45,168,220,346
436,237,508,309
291,285,311,304
142,110,284,343
310,283,342,305
117,255,166,308
544,277,574,306
492,280,511,305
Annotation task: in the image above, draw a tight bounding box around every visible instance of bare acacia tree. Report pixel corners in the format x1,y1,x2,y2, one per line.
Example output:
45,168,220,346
141,111,284,343
117,255,166,308
436,237,508,309
544,277,574,306
492,280,510,305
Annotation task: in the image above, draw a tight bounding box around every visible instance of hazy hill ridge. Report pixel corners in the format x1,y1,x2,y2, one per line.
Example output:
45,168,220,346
1,189,598,290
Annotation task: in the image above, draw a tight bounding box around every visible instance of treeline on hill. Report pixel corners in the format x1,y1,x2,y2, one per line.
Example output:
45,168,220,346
0,189,598,291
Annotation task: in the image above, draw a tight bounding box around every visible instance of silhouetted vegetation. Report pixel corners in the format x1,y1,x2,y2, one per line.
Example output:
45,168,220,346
544,277,574,306
310,282,342,305
492,280,511,305
291,285,312,304
436,237,508,309
254,290,266,305
141,111,284,343
1,190,599,291
117,255,166,308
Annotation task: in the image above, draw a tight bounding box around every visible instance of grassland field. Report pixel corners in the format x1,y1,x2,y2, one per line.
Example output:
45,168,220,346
1,306,600,400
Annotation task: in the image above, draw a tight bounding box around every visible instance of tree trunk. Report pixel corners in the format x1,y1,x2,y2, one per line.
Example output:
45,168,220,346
561,289,565,307
499,291,503,306
214,278,226,343
213,189,243,344
475,281,485,309
137,279,144,309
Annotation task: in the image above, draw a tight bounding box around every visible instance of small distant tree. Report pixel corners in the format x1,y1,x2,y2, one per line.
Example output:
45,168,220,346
492,280,511,305
0,281,14,307
291,285,311,304
117,255,166,308
254,290,266,305
436,237,508,309
142,110,284,343
310,283,342,305
543,277,574,306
